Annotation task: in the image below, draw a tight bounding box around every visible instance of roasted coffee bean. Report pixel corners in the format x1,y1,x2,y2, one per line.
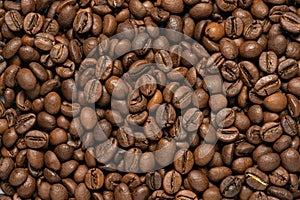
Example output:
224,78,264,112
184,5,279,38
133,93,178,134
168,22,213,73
280,148,300,172
267,186,293,200
278,58,298,80
254,75,281,96
85,168,104,190
175,190,198,200
23,12,43,35
224,16,243,38
5,10,23,32
269,166,289,187
220,176,242,197
174,149,194,175
25,130,48,149
245,167,269,190
238,61,259,87
73,11,93,34
14,113,36,134
259,51,278,74
257,153,280,172
280,12,300,34
163,170,182,194
146,171,162,190
263,92,287,112
243,20,263,40
188,170,209,192
216,0,238,12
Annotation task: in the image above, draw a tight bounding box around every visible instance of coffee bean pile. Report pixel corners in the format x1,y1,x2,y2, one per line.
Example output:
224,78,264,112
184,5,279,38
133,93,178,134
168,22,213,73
0,0,299,199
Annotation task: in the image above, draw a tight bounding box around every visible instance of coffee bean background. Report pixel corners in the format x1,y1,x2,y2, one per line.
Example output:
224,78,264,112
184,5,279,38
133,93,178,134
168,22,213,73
0,0,299,199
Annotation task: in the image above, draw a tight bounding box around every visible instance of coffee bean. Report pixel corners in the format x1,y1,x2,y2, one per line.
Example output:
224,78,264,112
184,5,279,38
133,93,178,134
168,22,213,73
267,186,293,200
280,12,300,34
239,41,262,59
259,51,278,74
23,12,43,35
85,168,104,190
269,166,289,187
188,170,209,192
245,167,269,190
25,130,48,149
280,148,300,172
216,0,237,12
5,10,23,32
163,170,182,194
73,11,93,34
263,92,287,112
174,149,194,175
224,16,243,38
220,176,242,197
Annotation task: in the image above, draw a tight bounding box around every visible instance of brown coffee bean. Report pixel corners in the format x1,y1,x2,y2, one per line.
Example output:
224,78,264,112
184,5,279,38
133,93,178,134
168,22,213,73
220,176,242,198
25,130,48,149
269,166,289,187
245,167,269,190
85,168,104,190
17,175,36,199
188,170,209,192
163,170,182,194
280,148,300,172
239,41,262,59
280,12,300,34
263,92,287,112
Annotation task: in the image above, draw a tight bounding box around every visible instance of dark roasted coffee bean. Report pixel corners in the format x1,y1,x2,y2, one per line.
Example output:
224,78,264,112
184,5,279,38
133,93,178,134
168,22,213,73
267,186,293,200
220,176,242,197
245,167,269,190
